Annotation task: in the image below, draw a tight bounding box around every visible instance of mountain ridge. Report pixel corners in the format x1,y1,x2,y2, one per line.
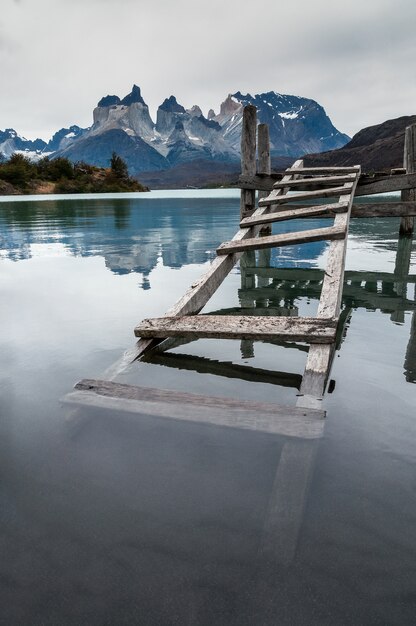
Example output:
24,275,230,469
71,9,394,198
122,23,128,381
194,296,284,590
0,85,350,178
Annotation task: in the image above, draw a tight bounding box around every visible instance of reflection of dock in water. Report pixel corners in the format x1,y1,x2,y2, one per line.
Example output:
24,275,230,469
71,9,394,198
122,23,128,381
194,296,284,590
64,111,416,566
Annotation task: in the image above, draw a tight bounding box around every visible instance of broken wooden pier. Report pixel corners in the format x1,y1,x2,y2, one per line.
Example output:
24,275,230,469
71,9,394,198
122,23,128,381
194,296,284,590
64,107,415,565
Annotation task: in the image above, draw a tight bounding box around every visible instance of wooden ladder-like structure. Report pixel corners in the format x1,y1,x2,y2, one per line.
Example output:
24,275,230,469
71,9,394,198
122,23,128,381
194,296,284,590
135,161,361,410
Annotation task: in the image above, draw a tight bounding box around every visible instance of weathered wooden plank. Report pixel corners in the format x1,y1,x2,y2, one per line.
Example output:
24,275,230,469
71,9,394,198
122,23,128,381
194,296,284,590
356,171,416,196
259,439,318,564
273,174,356,189
238,171,416,195
135,315,337,343
401,124,416,234
65,379,326,439
259,183,353,206
244,202,416,221
240,201,349,228
130,161,304,361
351,202,416,217
297,167,361,407
217,225,346,255
284,166,360,174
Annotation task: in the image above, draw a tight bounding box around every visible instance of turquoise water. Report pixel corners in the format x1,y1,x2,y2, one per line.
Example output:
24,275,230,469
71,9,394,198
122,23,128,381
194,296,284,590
0,191,415,624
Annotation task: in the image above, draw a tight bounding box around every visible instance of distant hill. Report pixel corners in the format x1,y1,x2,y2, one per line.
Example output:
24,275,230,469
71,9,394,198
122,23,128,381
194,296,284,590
303,115,416,172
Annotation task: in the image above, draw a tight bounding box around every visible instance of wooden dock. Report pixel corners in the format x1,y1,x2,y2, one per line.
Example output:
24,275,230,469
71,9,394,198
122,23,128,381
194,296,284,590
64,107,415,565
67,106,416,420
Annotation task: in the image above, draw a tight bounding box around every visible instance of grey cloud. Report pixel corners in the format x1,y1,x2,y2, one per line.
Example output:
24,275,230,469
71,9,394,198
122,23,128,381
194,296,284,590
1,0,415,140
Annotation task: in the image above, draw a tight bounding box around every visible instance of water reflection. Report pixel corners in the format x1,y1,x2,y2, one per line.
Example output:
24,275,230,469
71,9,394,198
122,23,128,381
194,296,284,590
1,194,416,624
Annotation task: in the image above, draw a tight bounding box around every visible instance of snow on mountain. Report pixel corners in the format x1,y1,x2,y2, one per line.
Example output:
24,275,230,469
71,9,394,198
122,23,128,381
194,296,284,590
1,86,351,176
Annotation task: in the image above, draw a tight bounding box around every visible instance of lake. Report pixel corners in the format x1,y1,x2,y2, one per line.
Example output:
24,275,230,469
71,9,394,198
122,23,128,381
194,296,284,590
0,190,415,625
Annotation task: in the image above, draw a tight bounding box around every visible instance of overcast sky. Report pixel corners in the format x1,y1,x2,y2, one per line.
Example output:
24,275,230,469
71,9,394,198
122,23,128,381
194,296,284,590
1,0,415,141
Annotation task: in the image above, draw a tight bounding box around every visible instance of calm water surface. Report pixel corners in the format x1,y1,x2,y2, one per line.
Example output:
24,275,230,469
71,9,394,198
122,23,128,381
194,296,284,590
0,190,415,625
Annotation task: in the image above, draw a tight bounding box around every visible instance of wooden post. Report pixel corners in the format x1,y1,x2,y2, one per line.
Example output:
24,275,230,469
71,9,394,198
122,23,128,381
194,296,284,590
240,251,256,358
257,123,272,236
240,105,257,221
404,302,416,383
400,124,416,235
391,234,412,324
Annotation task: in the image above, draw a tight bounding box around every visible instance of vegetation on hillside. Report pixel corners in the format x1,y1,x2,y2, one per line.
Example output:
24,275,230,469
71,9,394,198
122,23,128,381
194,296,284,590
0,152,149,195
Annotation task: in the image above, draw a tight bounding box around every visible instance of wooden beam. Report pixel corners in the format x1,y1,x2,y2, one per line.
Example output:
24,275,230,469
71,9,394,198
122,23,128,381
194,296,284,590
238,171,416,195
401,124,416,234
65,379,326,439
297,167,361,408
259,183,353,206
351,202,416,217
240,201,349,228
135,315,337,343
284,166,360,174
356,171,416,196
273,174,356,188
217,225,346,255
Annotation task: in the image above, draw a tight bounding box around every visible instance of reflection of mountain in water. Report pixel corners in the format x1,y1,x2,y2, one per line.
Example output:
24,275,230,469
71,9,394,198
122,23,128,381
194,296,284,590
1,195,411,284
0,197,335,279
1,198,239,278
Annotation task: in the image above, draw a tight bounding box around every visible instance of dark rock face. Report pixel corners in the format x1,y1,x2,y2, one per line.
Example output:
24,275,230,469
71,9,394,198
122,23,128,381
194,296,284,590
120,85,145,106
159,96,186,114
304,115,416,172
97,95,121,107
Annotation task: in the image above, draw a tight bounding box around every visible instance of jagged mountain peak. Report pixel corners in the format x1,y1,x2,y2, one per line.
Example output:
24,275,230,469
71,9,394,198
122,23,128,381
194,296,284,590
187,105,203,117
97,85,146,108
120,85,146,106
159,96,186,114
97,94,121,107
219,94,243,117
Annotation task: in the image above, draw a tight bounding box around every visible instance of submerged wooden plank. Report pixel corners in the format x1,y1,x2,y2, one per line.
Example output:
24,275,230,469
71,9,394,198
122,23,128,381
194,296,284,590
217,225,346,255
273,174,356,188
65,379,326,439
135,315,337,343
259,183,353,207
240,201,349,228
259,439,318,564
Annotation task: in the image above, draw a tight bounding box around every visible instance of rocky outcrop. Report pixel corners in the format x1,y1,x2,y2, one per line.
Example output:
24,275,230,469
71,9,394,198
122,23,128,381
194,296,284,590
47,125,87,152
304,115,416,172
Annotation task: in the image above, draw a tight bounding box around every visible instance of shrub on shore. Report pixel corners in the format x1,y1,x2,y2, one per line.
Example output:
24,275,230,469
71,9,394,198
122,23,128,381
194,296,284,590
0,153,148,194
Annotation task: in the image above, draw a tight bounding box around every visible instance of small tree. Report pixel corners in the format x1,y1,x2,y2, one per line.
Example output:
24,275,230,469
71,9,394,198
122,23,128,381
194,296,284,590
110,152,128,179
